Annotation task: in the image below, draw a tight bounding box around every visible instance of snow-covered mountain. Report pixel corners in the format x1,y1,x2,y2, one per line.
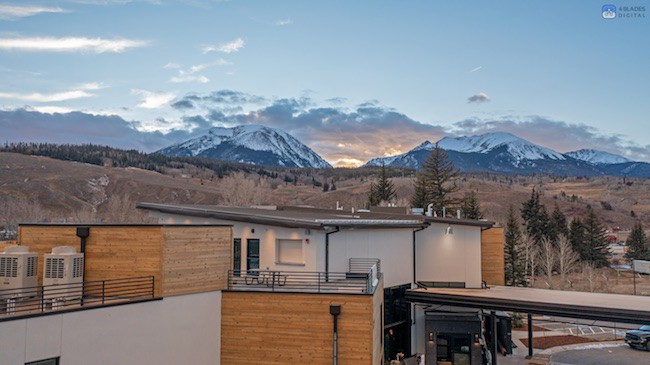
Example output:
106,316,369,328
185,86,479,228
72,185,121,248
157,125,332,168
565,149,631,165
363,132,649,177
437,132,565,162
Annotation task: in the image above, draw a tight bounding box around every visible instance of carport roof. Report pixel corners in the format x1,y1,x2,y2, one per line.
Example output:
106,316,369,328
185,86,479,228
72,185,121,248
406,286,650,325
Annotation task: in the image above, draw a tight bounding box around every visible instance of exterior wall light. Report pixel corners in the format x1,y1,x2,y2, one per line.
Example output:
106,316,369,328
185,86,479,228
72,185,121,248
428,331,434,342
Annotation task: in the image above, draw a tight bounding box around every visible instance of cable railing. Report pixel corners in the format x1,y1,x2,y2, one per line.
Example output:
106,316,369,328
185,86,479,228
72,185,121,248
228,265,380,295
349,258,381,276
0,276,155,320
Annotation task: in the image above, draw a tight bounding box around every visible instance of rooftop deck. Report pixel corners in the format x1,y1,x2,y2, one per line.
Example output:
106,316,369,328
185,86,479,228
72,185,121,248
0,276,157,321
227,258,381,295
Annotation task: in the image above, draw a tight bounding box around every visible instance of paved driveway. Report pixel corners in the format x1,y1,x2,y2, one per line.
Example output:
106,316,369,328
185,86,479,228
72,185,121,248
551,344,649,365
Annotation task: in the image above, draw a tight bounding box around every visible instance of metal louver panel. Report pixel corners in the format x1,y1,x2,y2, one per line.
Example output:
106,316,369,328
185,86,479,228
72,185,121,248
73,257,84,278
45,258,65,279
0,257,18,278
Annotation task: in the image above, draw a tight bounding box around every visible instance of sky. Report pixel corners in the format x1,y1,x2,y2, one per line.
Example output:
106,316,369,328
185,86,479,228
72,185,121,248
0,0,649,166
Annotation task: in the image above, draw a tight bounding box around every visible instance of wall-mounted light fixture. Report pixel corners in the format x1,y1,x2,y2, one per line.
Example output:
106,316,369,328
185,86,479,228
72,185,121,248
445,225,454,235
428,331,434,342
251,228,255,234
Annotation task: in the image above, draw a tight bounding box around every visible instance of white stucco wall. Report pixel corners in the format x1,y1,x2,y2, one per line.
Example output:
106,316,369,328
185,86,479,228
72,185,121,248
149,212,326,273
329,229,414,288
415,224,483,288
0,291,222,365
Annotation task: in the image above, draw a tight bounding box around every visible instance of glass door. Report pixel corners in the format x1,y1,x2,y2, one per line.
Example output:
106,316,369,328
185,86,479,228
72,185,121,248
246,239,260,274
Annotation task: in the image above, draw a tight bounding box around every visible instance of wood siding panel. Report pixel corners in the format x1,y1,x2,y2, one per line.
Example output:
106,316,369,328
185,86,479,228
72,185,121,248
18,226,164,294
481,227,505,286
161,226,232,296
221,290,381,365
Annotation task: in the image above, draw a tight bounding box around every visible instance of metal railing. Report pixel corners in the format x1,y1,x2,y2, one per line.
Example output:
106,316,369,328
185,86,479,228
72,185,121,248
227,267,380,295
0,276,155,319
349,258,381,275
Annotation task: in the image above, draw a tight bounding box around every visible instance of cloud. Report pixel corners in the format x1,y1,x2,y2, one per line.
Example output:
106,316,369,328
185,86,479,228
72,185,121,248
163,62,181,69
0,83,102,102
168,59,229,84
131,89,176,109
172,90,267,111
180,92,447,166
202,38,244,54
0,5,67,20
0,36,147,53
468,66,482,73
452,117,650,161
0,108,202,152
467,92,489,103
275,18,292,26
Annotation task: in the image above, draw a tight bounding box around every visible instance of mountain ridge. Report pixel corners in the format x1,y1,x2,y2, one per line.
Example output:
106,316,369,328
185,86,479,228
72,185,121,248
363,132,648,177
156,124,332,168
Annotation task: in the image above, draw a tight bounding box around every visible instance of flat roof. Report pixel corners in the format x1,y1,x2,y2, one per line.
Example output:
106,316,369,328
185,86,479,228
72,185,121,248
137,202,494,230
406,286,650,325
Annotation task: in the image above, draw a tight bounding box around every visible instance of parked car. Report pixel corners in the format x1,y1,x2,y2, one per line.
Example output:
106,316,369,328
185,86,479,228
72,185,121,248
625,325,650,351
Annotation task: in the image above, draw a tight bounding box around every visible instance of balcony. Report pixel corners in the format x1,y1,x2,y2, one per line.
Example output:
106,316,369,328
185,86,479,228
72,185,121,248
0,276,156,321
227,258,381,294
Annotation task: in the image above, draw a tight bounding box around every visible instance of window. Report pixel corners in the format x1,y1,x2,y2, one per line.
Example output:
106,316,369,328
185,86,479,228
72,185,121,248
26,358,59,365
276,239,304,265
233,238,241,275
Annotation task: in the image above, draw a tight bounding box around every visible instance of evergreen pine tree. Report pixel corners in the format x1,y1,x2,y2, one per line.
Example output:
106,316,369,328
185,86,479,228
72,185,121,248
410,173,428,210
548,202,569,243
582,207,610,267
520,189,549,246
625,222,649,261
413,144,459,216
460,191,483,220
504,205,526,286
368,163,396,206
569,218,586,260
323,182,330,192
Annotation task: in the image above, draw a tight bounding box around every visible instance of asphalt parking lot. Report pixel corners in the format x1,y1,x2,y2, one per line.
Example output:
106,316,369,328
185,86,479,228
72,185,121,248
551,344,650,365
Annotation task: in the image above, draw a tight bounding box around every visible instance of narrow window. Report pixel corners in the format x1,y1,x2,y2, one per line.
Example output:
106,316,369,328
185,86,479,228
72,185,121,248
233,238,241,275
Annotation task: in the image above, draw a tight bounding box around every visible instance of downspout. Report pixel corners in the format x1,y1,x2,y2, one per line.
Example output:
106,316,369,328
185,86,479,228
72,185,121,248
325,227,340,280
75,227,90,305
330,304,341,365
412,226,426,287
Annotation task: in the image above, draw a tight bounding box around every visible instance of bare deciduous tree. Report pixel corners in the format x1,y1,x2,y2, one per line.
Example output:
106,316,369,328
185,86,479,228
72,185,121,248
220,172,271,207
582,263,596,292
557,236,580,290
522,234,539,287
539,238,556,289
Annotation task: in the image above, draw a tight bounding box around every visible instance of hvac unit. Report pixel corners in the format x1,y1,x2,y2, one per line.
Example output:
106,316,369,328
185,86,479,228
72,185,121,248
0,245,38,296
43,246,84,304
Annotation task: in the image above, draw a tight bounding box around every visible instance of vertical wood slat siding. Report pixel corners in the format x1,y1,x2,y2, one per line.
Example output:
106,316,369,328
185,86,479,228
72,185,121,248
221,289,382,365
16,225,233,297
161,226,232,296
17,226,164,295
481,227,505,286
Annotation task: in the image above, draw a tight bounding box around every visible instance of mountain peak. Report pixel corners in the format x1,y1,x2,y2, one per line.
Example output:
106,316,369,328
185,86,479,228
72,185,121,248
157,124,332,168
565,149,631,165
436,132,565,161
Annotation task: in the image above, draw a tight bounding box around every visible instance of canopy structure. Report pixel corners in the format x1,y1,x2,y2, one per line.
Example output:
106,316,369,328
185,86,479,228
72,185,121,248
406,286,650,324
406,286,650,364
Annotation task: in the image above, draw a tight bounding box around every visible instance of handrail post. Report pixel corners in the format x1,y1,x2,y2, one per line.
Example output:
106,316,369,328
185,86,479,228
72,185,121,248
151,276,155,297
318,272,321,293
101,280,105,305
40,286,44,312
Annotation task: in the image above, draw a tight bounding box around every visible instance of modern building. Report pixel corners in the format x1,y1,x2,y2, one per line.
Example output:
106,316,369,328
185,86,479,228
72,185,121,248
137,203,503,361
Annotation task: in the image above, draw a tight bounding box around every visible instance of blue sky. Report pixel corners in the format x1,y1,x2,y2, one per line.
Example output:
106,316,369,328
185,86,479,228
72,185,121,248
0,1,648,166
